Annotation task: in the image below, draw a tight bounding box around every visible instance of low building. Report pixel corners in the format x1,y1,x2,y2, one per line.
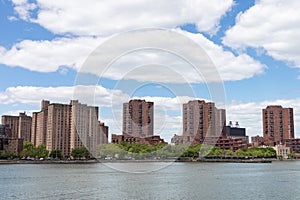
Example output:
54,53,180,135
273,144,290,159
112,133,167,146
171,134,185,145
283,138,300,153
251,135,266,147
226,123,248,143
172,135,248,151
204,137,248,151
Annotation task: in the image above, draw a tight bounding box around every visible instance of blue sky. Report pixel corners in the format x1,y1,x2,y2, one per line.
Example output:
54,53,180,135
0,0,300,142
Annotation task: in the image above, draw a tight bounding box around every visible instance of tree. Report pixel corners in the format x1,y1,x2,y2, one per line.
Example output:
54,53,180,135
21,141,36,158
234,149,246,157
71,146,90,159
35,144,49,158
49,149,62,159
288,152,296,159
223,150,234,157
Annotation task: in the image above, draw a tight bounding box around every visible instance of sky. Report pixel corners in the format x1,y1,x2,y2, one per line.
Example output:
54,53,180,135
0,0,300,142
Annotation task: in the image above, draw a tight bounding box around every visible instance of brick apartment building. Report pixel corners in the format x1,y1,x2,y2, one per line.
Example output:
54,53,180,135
31,100,108,157
172,100,226,145
263,105,294,146
2,112,32,142
123,99,154,137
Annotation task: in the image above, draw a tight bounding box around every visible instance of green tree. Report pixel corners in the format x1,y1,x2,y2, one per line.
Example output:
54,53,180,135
21,141,36,158
234,149,246,157
49,149,62,159
35,144,49,158
223,150,234,157
71,146,89,159
288,152,296,159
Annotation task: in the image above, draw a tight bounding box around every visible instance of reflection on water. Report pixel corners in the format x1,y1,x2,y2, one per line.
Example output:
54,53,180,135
0,161,300,200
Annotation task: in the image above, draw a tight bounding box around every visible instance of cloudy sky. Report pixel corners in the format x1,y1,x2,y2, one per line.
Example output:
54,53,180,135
0,0,300,142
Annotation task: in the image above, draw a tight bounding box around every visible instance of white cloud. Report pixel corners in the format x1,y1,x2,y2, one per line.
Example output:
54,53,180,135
0,85,129,108
223,0,300,69
12,0,233,36
0,29,265,82
0,37,102,72
12,0,36,21
178,30,265,81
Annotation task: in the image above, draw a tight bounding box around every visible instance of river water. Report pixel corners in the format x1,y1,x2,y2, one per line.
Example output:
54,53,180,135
0,161,299,200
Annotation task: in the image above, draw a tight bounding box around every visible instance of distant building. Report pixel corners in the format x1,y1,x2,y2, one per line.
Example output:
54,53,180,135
46,102,72,157
263,105,294,146
251,135,266,147
0,124,23,154
273,144,290,159
226,122,248,143
31,100,49,147
204,136,248,152
112,133,166,146
172,100,226,145
31,100,108,157
123,99,154,137
283,138,300,153
70,100,108,156
2,112,32,142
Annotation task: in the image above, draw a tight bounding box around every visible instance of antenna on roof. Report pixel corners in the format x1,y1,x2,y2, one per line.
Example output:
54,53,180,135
235,121,239,128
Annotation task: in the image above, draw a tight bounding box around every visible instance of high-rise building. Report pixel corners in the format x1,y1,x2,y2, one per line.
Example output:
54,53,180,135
172,100,226,144
263,105,294,145
70,100,108,156
31,100,49,146
0,124,23,154
31,100,108,157
46,103,72,157
1,115,18,138
2,112,32,142
123,99,154,137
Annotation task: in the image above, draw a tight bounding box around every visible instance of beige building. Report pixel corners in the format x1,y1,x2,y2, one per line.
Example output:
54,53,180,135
263,105,294,146
70,100,108,156
46,103,72,157
173,100,226,144
123,99,154,137
31,100,49,146
31,100,108,157
2,112,32,142
273,144,291,159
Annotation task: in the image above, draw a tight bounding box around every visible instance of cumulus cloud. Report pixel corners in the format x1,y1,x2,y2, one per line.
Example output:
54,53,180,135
0,85,129,108
178,30,265,81
0,37,102,72
0,29,265,82
12,0,233,36
223,0,300,69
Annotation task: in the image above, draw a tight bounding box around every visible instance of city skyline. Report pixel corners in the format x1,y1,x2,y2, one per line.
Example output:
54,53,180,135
1,98,297,143
0,0,300,143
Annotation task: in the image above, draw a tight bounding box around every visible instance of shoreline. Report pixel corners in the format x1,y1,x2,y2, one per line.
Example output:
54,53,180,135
1,158,299,164
1,158,297,164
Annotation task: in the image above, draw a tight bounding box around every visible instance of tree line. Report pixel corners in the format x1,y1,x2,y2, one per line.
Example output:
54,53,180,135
98,143,278,160
0,141,90,160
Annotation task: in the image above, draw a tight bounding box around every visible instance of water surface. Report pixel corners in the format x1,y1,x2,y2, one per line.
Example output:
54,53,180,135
0,161,299,199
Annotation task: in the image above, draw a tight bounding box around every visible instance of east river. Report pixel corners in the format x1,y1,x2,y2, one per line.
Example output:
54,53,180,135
0,161,299,200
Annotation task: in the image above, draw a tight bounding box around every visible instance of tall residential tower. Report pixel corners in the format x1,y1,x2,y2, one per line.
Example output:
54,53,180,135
31,100,108,157
123,99,154,137
172,100,226,144
263,105,294,145
2,112,32,142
